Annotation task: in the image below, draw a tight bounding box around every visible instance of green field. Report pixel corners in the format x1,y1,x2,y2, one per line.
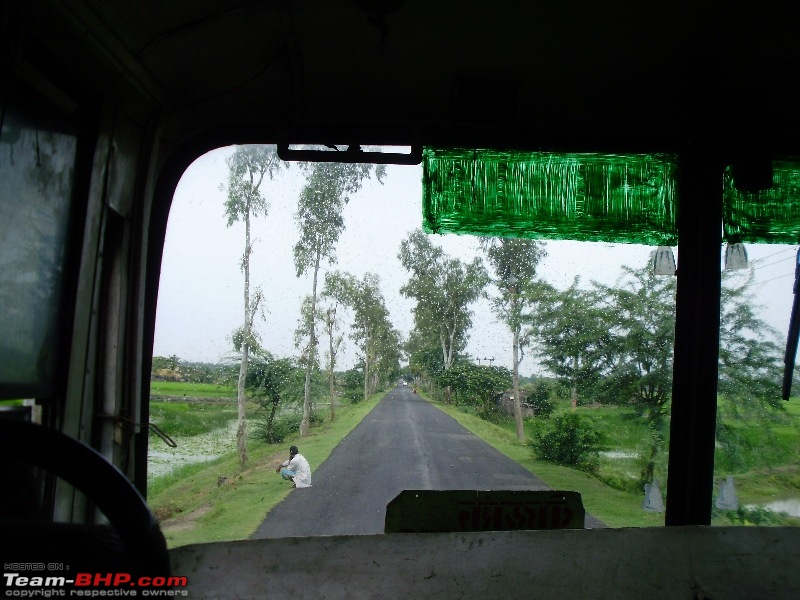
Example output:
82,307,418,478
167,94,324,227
149,380,235,399
149,400,239,437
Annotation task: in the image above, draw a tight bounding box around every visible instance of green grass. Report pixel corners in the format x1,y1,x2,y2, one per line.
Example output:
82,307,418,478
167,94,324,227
429,394,800,527
491,402,668,494
428,397,665,527
147,389,800,545
147,393,385,548
729,468,800,504
149,380,235,398
576,405,662,449
149,400,239,437
148,459,226,497
714,397,800,473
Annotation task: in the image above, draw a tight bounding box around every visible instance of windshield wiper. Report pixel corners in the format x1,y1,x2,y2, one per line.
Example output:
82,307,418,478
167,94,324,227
781,247,800,400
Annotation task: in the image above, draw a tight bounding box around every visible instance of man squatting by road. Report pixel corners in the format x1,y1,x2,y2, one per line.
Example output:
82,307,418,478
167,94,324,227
275,445,312,488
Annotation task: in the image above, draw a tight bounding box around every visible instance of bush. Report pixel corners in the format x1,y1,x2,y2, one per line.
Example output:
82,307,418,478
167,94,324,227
253,414,300,443
341,368,364,402
596,472,642,494
524,381,556,417
343,389,363,404
477,403,504,424
715,506,787,526
253,411,322,444
457,404,479,417
532,412,605,473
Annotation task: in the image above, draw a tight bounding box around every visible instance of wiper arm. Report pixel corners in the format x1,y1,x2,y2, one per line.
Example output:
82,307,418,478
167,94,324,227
781,247,800,400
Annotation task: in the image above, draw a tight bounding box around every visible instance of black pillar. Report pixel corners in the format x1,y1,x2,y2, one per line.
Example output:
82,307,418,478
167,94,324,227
665,150,723,526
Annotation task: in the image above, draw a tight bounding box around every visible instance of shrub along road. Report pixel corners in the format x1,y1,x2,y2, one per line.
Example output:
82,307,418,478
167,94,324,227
252,385,602,538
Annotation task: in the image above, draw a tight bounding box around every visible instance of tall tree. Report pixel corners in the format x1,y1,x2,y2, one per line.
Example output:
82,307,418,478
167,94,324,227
481,237,547,441
348,273,398,401
398,230,489,402
223,145,285,466
371,320,403,392
717,268,785,470
598,260,785,482
718,269,783,409
534,277,611,410
318,271,352,421
294,162,385,436
594,262,676,413
533,256,787,484
594,261,676,484
294,294,321,375
404,328,446,390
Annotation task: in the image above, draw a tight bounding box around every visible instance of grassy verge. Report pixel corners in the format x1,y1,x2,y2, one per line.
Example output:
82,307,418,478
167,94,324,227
423,395,667,528
147,393,384,548
424,394,800,527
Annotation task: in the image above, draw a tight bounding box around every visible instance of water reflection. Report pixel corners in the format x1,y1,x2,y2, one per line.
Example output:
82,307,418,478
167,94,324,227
747,499,800,518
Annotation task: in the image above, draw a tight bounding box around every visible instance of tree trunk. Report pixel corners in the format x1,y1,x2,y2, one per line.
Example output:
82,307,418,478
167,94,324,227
327,308,336,421
641,412,664,486
571,353,579,411
266,399,279,443
440,331,452,404
512,322,525,442
301,251,320,437
236,210,251,467
236,356,248,466
641,441,658,486
363,329,370,402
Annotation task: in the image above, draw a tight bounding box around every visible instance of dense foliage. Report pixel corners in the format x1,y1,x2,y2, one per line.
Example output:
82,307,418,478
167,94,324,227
532,412,606,473
438,362,512,418
399,229,489,402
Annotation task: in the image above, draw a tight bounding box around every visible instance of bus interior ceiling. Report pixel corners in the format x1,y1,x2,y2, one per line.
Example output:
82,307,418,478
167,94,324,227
2,1,800,598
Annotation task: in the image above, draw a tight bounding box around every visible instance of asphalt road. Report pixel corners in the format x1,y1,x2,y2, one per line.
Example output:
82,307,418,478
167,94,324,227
252,386,602,538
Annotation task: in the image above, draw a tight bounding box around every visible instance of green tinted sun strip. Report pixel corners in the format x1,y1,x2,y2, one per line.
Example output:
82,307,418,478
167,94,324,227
422,148,679,245
723,162,800,244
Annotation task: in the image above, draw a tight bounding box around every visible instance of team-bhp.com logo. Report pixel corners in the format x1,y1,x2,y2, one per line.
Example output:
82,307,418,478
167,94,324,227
3,566,189,597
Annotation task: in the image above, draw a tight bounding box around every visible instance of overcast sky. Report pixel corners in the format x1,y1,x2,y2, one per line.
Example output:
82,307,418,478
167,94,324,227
153,146,798,376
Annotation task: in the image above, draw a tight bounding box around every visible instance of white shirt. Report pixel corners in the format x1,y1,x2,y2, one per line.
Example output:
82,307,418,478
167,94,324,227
281,453,312,488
